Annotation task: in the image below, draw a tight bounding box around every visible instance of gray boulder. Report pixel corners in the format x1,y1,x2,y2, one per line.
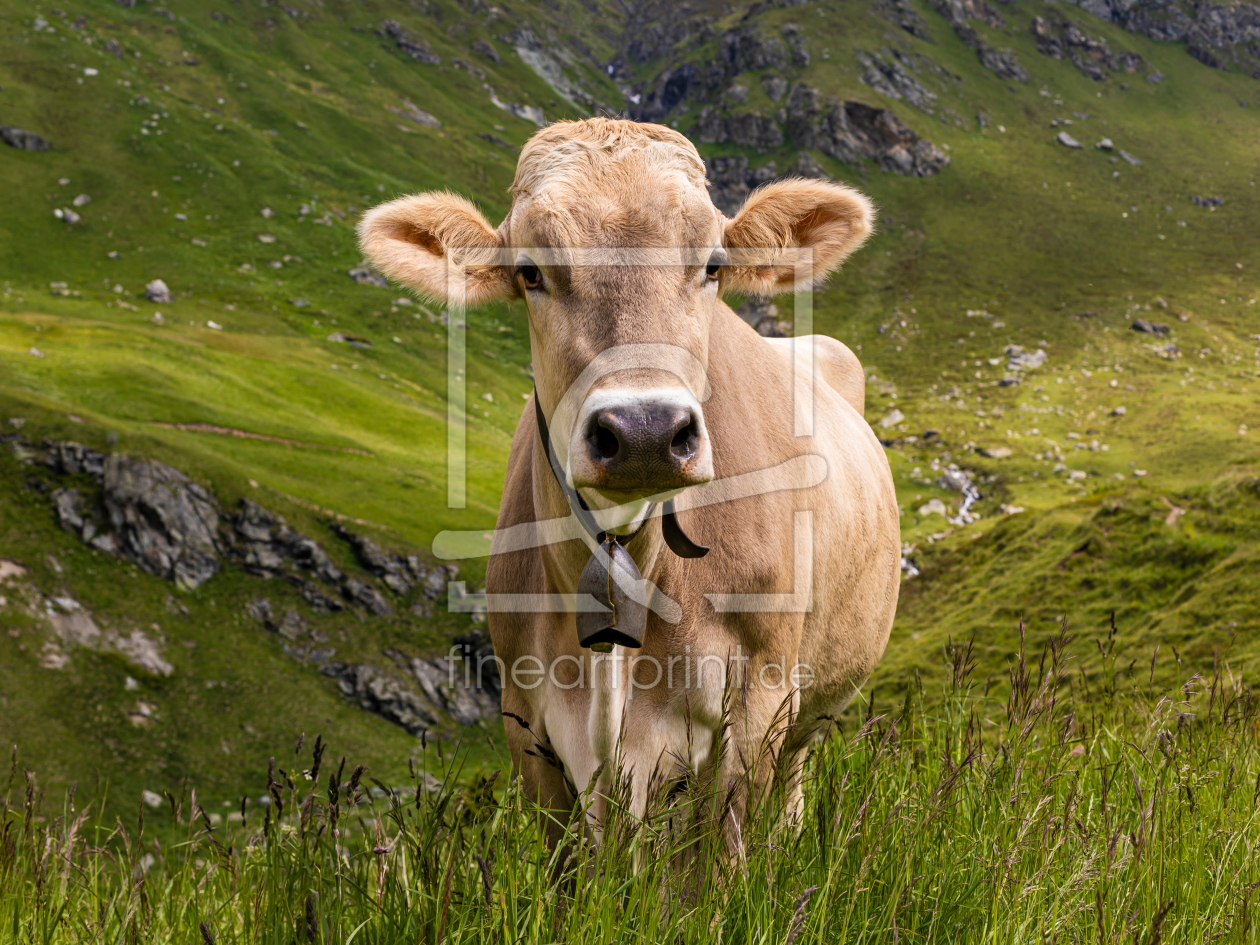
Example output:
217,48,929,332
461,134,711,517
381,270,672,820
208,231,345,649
144,279,172,303
1,126,50,151
321,663,437,735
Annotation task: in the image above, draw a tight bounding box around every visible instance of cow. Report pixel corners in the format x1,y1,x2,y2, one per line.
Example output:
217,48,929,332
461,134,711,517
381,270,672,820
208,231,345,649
359,118,900,846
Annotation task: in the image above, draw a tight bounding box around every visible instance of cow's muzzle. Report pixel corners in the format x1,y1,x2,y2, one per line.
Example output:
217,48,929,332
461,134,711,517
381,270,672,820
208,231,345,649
570,391,713,496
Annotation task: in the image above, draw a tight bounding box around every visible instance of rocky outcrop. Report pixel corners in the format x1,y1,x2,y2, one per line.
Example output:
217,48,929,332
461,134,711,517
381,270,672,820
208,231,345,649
691,107,784,152
381,19,440,65
856,49,939,113
321,663,439,735
927,0,1030,82
321,646,498,736
786,85,949,177
1031,15,1145,80
1067,0,1260,74
26,437,455,614
104,454,224,591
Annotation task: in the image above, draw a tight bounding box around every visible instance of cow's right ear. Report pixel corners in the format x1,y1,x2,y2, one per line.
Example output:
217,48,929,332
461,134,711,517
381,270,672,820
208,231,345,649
357,192,515,306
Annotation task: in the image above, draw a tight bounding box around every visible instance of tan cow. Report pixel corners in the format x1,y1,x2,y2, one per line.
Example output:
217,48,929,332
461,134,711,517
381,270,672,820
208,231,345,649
360,118,900,843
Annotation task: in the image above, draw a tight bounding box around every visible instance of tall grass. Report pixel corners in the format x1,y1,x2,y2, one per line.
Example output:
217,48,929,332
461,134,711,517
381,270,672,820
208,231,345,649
3,621,1259,944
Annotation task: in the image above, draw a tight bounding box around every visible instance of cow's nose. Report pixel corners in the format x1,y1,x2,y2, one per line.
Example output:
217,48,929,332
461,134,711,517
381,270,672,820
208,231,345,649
573,399,711,493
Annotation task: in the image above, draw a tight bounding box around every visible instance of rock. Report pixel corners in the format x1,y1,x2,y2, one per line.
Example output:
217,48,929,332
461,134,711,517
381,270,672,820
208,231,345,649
151,313,165,325
785,85,949,177
409,654,497,725
998,376,1021,387
926,0,1028,80
1005,345,1048,370
278,610,306,641
1119,150,1143,165
453,630,501,700
321,663,437,735
761,74,789,102
382,19,440,64
726,84,749,104
721,25,788,73
332,524,413,595
1131,318,1170,335
977,445,1013,458
60,208,81,225
1097,137,1114,149
326,332,373,348
938,467,972,492
1111,405,1127,416
300,581,343,612
917,497,948,516
1191,195,1224,207
43,441,106,478
856,49,938,112
113,629,174,676
1057,131,1084,148
104,454,222,590
387,98,442,129
348,265,389,288
879,409,906,428
506,103,545,127
1147,70,1163,83
144,279,172,304
705,154,783,215
692,106,784,153
72,194,91,207
0,126,51,151
341,577,393,616
52,488,85,533
257,234,276,243
470,38,501,64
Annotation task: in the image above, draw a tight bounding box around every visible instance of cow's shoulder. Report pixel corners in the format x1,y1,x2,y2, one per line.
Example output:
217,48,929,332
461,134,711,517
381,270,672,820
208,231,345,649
762,334,864,417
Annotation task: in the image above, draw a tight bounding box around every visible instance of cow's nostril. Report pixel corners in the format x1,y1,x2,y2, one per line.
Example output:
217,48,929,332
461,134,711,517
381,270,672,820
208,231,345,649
591,423,621,461
670,421,699,461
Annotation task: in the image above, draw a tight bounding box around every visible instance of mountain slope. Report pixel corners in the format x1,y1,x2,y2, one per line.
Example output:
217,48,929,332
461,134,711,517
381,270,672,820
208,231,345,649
1,0,1257,811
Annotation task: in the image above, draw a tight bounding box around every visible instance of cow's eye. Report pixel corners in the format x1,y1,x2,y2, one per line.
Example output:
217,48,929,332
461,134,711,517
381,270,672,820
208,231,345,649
517,264,542,290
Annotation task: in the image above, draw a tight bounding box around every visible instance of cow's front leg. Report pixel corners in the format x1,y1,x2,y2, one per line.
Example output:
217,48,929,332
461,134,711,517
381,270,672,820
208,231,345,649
712,655,802,858
502,687,577,848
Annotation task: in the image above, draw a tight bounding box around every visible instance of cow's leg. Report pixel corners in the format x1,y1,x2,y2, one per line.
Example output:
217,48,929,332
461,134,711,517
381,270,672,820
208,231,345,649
711,665,801,860
502,691,577,848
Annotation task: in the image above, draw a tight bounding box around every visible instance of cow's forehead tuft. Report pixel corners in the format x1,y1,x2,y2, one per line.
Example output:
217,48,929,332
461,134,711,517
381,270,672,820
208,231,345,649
510,118,708,199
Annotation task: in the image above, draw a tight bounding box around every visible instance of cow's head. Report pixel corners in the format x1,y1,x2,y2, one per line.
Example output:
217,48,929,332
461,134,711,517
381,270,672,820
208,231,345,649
360,119,873,531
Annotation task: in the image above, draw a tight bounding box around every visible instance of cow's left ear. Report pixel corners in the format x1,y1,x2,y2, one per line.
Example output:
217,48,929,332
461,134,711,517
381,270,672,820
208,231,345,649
722,178,874,296
357,192,515,307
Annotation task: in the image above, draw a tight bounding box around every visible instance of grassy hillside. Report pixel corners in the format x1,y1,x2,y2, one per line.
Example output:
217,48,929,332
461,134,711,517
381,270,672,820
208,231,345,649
1,0,1258,813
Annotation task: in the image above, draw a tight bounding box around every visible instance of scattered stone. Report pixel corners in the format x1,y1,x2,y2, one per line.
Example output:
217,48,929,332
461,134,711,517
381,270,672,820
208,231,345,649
144,279,172,303
879,409,906,429
977,446,1013,458
72,194,91,207
151,313,164,325
141,790,164,809
1147,70,1163,83
1190,195,1223,207
1005,345,1048,370
348,264,389,288
387,98,443,129
1131,318,1169,335
326,332,374,348
1119,150,1143,165
998,376,1021,387
257,233,276,243
1056,131,1083,148
1096,137,1114,149
289,298,310,307
261,207,274,217
0,126,51,151
917,497,947,516
1111,405,1127,416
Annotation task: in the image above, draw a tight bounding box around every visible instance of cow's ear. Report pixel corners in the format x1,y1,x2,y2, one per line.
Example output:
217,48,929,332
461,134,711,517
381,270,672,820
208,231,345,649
722,178,874,296
358,192,515,307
